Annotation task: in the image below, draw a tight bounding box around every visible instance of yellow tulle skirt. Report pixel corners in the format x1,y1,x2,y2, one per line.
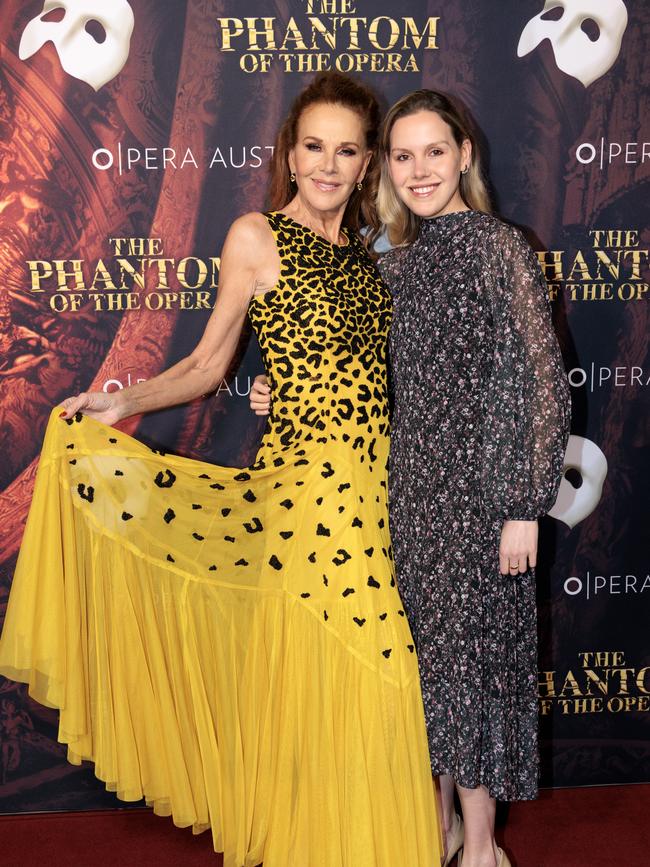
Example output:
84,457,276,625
0,410,441,867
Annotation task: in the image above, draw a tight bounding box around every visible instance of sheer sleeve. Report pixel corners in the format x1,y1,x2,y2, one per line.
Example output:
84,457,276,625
480,225,570,520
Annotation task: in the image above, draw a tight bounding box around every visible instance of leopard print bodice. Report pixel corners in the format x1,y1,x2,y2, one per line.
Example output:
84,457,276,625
249,212,391,465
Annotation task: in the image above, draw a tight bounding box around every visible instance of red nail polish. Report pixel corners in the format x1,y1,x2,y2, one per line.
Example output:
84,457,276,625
59,411,66,418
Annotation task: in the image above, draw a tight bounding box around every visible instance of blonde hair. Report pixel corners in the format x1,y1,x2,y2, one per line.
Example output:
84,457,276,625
373,90,491,247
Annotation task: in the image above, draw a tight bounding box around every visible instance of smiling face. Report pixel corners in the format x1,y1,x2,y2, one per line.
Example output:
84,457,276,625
388,109,471,218
288,102,371,218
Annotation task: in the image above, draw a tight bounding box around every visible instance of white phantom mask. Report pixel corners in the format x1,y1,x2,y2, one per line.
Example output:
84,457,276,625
19,0,135,92
548,435,608,529
517,0,628,88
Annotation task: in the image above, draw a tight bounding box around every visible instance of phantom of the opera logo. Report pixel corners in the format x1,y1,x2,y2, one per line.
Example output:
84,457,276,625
215,0,440,74
540,650,650,716
27,237,219,313
538,229,648,303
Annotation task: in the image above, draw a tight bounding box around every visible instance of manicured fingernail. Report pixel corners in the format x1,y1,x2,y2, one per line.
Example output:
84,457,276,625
59,411,67,418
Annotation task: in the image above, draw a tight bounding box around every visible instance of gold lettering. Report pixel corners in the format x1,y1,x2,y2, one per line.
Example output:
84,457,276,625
402,16,439,50
243,17,277,50
27,260,53,292
280,17,309,50
368,16,400,50
217,18,245,51
53,260,86,292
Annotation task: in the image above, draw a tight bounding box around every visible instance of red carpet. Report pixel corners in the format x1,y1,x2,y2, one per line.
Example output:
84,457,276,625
0,785,648,866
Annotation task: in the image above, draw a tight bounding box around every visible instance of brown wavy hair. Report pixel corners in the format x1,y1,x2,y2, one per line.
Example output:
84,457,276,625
268,72,380,237
373,90,491,247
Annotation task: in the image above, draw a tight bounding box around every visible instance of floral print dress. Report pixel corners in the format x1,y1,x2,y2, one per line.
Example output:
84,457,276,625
379,210,570,800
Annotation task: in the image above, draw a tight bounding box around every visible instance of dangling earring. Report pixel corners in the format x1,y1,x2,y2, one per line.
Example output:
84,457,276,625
290,172,296,183
356,181,363,190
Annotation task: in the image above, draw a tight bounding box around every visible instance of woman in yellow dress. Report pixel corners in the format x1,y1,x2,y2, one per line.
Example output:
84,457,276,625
0,73,441,867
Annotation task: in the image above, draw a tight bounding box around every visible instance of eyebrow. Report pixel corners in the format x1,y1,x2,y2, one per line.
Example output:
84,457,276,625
303,136,360,147
390,140,450,152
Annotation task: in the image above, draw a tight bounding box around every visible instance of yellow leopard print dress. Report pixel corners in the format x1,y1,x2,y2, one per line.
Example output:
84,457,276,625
0,213,440,867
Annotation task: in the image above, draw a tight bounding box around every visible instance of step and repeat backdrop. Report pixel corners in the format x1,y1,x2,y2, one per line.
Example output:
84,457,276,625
0,0,648,811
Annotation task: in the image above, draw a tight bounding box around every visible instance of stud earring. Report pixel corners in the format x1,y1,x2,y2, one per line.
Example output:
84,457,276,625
290,172,296,183
461,166,469,175
356,181,363,190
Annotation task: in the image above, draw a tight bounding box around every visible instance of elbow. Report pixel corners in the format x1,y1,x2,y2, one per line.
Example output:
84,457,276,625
187,350,224,396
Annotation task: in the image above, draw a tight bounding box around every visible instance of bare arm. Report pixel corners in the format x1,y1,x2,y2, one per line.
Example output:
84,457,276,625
60,214,277,425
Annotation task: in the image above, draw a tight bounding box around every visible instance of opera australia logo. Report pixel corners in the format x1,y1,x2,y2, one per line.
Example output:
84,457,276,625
19,0,135,92
548,435,608,529
517,0,628,88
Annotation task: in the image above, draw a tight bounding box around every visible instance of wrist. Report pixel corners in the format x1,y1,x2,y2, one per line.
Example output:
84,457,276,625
114,388,133,421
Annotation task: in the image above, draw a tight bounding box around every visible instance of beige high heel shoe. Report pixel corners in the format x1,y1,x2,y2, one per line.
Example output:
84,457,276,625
457,846,511,867
442,813,464,866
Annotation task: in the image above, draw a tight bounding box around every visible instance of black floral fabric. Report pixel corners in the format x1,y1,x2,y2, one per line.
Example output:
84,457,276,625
379,210,570,800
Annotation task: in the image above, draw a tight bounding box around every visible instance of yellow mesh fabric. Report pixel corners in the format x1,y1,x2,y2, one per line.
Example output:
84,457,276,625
0,213,441,867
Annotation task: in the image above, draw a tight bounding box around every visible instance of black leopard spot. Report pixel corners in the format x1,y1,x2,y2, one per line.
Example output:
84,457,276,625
66,443,74,450
352,517,363,528
224,535,236,543
353,617,366,627
300,592,311,598
192,503,202,510
316,523,330,537
280,499,294,509
234,472,251,482
398,610,405,617
323,610,329,621
108,436,117,443
163,508,176,523
269,555,283,570
77,484,94,503
69,459,77,465
244,518,263,534
155,469,177,489
407,645,415,653
338,482,351,493
210,482,225,491
192,532,204,541
121,511,133,521
209,565,217,571
308,552,316,563
166,554,175,562
199,473,211,479
364,547,374,557
342,587,355,597
221,508,231,517
379,612,387,621
316,497,323,505
235,558,249,566
367,576,381,589
321,462,334,478
279,530,293,539
115,470,124,476
382,649,392,659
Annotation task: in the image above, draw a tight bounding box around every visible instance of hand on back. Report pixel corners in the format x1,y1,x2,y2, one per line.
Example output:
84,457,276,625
250,375,271,415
